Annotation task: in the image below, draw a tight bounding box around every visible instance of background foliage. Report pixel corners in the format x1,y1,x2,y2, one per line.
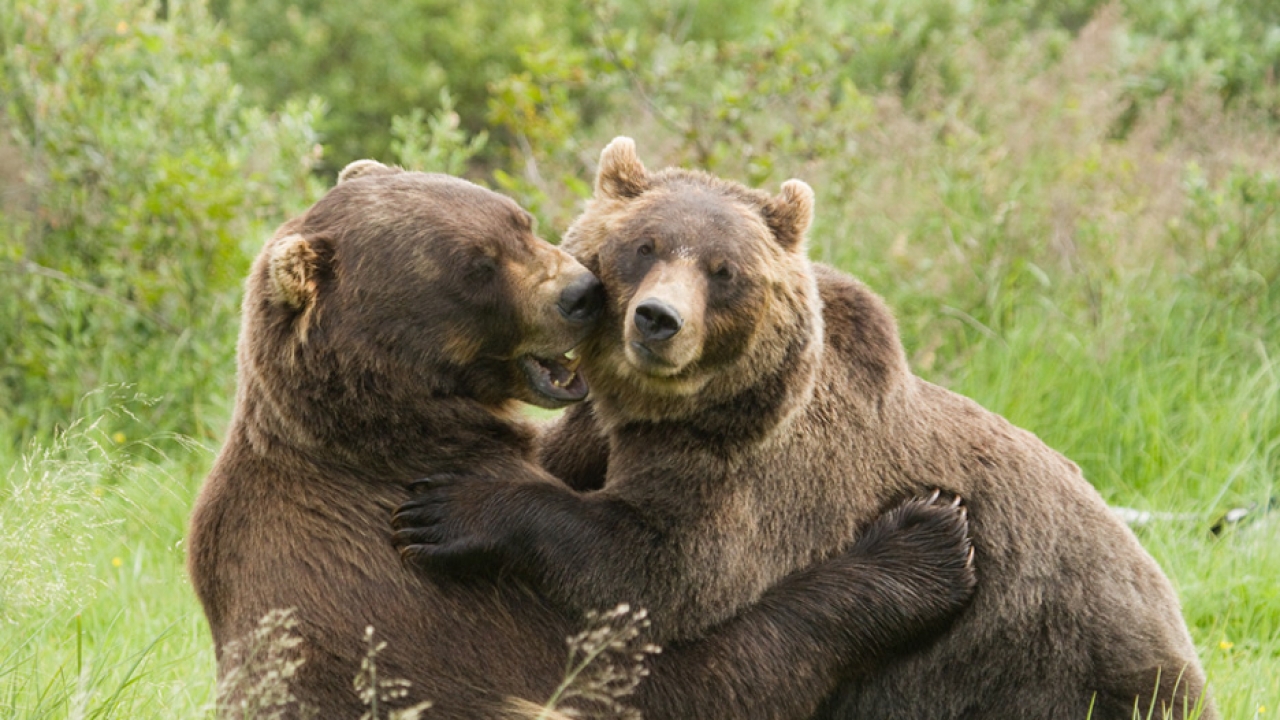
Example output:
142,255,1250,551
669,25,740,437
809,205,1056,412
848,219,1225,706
0,0,322,443
1,0,1277,717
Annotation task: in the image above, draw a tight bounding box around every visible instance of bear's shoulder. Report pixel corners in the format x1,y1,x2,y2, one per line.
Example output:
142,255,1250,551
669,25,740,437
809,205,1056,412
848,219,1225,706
811,263,909,388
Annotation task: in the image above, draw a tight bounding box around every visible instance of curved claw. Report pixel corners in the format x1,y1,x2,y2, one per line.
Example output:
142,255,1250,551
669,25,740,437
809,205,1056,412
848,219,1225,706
392,526,445,547
391,501,446,530
408,473,458,493
399,543,441,567
399,538,494,570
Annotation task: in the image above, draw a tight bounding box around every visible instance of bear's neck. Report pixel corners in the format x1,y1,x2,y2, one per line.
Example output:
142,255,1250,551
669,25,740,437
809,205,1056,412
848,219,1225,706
235,369,536,482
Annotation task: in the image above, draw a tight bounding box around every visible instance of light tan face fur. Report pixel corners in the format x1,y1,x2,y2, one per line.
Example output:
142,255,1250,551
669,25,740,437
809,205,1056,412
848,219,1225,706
508,239,596,363
561,137,820,421
621,258,709,377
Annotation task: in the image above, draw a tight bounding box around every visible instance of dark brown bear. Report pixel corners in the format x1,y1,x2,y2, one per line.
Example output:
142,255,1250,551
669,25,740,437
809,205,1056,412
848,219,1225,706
187,160,978,719
394,139,1215,720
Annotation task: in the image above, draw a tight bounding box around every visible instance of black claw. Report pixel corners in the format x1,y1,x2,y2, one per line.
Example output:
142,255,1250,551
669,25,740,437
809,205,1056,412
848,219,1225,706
390,508,421,529
408,472,464,491
400,544,435,566
392,527,443,546
408,478,442,492
401,538,493,569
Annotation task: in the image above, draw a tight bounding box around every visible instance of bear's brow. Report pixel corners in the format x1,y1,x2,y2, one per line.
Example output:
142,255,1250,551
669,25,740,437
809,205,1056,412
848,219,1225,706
470,214,533,261
492,232,534,260
633,198,758,254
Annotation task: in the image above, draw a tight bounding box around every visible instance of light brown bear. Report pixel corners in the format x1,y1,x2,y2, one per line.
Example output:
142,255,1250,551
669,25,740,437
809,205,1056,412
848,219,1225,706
187,160,977,719
393,139,1214,720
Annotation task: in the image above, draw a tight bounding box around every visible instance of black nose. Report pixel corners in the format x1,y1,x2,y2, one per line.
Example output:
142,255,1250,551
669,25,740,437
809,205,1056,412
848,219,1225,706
557,273,605,324
634,299,683,341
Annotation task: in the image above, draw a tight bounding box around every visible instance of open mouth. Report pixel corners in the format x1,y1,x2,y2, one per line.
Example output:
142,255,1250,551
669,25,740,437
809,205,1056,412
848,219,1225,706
518,349,588,405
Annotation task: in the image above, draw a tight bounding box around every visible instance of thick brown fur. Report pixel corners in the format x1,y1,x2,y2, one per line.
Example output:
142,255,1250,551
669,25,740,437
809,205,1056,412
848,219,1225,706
394,138,1214,720
188,162,978,719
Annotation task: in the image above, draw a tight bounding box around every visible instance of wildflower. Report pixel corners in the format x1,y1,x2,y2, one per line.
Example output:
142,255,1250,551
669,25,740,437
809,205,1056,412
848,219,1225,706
1218,639,1234,651
112,432,126,444
538,604,662,720
111,557,123,568
354,625,431,720
115,21,128,35
215,608,309,719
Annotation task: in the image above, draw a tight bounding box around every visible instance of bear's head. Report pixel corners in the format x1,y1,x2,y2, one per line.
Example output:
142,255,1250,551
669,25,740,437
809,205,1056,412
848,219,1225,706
239,161,602,466
562,138,822,428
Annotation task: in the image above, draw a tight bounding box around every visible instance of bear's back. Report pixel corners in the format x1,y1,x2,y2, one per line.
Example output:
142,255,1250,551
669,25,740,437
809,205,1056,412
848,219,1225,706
805,265,1207,720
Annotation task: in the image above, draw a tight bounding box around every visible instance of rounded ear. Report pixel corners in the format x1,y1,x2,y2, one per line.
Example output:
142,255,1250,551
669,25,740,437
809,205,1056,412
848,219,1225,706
594,137,649,200
269,234,321,309
763,179,814,253
337,159,400,184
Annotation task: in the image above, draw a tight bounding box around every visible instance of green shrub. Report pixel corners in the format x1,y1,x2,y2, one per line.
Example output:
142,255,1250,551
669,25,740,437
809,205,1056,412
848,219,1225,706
0,0,323,445
389,89,489,176
217,0,593,174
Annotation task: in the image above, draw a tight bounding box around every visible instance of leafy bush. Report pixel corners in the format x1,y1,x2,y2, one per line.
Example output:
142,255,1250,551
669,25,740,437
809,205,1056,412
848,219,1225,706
389,90,489,176
217,0,781,176
0,0,323,444
216,0,594,174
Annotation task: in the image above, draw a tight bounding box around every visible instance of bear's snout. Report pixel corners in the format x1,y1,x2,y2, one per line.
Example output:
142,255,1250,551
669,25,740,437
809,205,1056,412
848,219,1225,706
634,299,683,341
557,273,605,325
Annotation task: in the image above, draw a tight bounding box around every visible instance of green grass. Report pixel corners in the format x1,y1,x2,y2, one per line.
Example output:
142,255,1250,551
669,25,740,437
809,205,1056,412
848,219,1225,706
1,415,217,718
1,269,1276,719
933,281,1280,720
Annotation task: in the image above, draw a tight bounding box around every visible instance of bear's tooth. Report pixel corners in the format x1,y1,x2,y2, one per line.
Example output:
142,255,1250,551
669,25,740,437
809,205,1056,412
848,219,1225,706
563,353,581,372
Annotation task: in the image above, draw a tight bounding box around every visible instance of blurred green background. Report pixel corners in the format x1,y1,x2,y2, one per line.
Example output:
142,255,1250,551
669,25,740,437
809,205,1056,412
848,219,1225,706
1,0,1276,717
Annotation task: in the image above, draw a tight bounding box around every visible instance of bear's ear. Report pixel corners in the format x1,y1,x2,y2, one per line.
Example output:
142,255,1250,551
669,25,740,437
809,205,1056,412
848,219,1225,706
594,137,649,200
762,179,814,253
337,159,400,185
269,233,323,310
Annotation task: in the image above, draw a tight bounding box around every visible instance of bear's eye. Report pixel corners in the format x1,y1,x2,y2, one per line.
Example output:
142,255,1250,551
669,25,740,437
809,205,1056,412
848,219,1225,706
711,264,736,281
636,241,654,257
469,254,498,280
